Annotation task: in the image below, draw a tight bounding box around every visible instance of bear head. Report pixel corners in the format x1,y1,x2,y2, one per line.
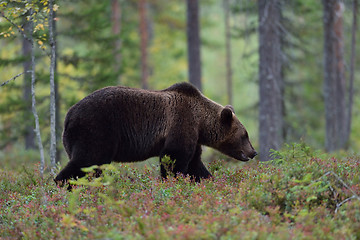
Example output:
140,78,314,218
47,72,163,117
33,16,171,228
216,105,257,161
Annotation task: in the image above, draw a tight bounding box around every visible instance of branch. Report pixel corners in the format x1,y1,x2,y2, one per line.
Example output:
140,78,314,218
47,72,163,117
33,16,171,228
322,171,360,213
335,196,357,213
0,71,32,87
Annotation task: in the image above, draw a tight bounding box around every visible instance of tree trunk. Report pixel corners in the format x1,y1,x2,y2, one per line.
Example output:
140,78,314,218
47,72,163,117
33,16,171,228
258,0,283,161
22,18,35,150
49,0,57,174
111,0,122,82
223,0,233,105
345,0,358,149
322,0,346,152
29,9,45,177
139,0,149,89
54,9,61,164
186,0,202,92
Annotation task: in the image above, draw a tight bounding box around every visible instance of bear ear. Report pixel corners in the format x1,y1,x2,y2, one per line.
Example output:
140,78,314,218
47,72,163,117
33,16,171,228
225,105,235,114
221,107,233,125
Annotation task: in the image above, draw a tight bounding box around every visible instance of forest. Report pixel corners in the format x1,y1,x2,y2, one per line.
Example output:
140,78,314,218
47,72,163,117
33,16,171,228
1,0,360,239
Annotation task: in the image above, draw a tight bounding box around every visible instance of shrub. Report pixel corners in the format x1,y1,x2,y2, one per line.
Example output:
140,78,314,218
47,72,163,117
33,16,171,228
1,144,359,239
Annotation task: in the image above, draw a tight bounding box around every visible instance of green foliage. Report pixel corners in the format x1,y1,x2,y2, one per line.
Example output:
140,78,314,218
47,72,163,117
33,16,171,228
270,142,324,164
160,155,176,178
1,150,360,239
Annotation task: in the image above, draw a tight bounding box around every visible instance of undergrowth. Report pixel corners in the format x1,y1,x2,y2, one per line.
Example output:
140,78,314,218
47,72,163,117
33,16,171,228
1,144,360,239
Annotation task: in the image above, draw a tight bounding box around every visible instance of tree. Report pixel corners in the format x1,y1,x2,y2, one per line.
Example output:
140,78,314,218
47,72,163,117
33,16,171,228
322,0,346,152
28,8,45,177
111,0,122,82
223,0,233,105
22,16,35,150
139,0,149,89
0,1,57,177
186,0,202,91
53,7,61,164
258,0,284,161
345,0,358,150
49,0,57,173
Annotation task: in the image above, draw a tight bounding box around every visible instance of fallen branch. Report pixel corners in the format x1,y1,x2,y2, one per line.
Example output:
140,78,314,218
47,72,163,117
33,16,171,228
336,195,357,213
322,171,360,213
0,71,32,87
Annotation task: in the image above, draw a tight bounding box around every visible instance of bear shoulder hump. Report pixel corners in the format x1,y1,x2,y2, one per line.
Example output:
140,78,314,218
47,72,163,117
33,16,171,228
163,82,201,97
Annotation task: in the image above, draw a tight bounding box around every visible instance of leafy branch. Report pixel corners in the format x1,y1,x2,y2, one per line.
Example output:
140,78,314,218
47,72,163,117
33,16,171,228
0,9,50,56
0,10,31,41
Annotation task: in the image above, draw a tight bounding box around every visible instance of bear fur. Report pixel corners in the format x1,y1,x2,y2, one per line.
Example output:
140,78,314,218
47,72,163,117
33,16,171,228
55,82,257,184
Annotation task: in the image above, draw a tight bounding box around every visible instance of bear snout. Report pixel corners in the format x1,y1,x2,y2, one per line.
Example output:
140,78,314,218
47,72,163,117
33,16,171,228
249,151,257,159
238,151,250,161
239,150,257,161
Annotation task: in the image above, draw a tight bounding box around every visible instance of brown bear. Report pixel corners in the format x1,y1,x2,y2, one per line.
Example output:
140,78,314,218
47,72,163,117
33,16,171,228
55,82,257,184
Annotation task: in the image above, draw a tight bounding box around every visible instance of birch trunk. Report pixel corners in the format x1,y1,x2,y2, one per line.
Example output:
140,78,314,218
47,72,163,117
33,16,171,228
29,9,45,177
49,0,57,174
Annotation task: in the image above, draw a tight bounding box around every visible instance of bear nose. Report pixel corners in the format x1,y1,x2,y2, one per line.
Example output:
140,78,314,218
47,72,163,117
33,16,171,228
250,151,257,159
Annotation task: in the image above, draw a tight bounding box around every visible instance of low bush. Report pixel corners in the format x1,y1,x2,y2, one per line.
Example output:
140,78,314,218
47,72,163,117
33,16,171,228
1,143,359,239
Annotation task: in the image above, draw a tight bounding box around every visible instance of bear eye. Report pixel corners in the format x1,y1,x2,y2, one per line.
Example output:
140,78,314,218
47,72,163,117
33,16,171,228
241,133,248,141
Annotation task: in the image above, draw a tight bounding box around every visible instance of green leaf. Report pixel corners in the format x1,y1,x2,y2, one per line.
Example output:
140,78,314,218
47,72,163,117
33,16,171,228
306,195,317,202
294,173,312,184
81,165,99,173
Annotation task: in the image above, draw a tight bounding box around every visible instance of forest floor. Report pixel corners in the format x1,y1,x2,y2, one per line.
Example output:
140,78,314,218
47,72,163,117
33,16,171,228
1,143,360,239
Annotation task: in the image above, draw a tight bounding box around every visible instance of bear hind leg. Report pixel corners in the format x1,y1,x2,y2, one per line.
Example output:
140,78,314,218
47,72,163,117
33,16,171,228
54,160,86,186
54,143,111,188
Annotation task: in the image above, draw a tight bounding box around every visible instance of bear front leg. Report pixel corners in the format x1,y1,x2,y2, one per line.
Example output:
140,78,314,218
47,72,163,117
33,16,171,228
187,145,212,182
160,149,192,179
159,141,196,179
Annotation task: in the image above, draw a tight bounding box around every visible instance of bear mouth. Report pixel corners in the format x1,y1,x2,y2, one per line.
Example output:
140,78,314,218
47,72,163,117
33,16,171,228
237,152,250,162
